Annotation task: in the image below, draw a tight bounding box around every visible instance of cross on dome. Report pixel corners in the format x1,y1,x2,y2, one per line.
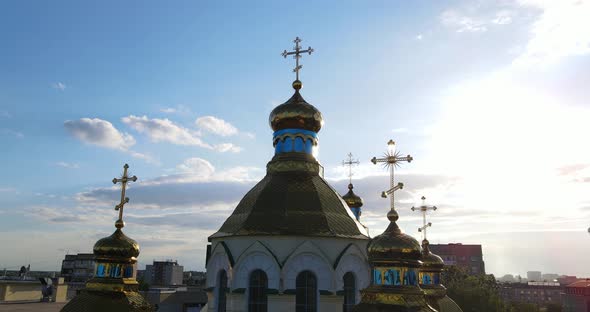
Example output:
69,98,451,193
281,37,314,84
411,196,438,241
342,152,360,185
112,164,138,229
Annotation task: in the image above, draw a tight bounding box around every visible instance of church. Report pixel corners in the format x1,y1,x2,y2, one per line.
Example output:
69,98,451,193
61,37,462,312
204,38,462,312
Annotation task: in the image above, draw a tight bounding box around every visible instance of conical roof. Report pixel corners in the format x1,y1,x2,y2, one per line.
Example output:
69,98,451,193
211,84,367,240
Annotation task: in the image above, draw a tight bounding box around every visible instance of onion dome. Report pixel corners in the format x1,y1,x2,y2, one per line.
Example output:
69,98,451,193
420,239,443,270
60,164,154,312
419,239,463,312
269,80,324,132
367,219,422,266
342,183,364,208
353,211,436,311
211,80,368,240
93,228,140,260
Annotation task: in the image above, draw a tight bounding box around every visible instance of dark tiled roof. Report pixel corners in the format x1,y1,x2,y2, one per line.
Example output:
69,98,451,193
60,289,154,312
211,171,368,239
436,296,463,312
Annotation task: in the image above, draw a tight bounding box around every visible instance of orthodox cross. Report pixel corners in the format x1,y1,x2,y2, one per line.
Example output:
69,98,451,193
411,196,438,240
282,37,314,81
371,140,413,214
342,153,360,185
112,164,137,228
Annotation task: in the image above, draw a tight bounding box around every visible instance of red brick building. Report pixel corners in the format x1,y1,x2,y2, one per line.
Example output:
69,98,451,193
428,243,485,275
563,280,590,312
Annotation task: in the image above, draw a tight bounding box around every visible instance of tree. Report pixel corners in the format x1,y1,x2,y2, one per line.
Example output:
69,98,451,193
138,278,150,291
442,265,507,312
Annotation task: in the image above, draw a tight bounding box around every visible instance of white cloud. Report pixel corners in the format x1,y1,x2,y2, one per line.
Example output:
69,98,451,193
52,82,66,91
415,34,424,40
0,129,24,138
440,9,488,33
56,162,80,169
196,116,238,137
122,115,210,148
514,0,590,65
492,10,513,25
161,107,177,113
176,157,215,176
160,105,191,115
65,118,135,150
214,143,242,153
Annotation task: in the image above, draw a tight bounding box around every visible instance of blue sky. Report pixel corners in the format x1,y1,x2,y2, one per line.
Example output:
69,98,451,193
1,0,590,277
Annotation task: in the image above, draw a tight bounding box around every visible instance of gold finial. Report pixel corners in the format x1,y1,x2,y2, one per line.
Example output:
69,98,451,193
112,163,138,229
411,196,438,241
342,152,360,185
282,37,314,86
371,139,413,218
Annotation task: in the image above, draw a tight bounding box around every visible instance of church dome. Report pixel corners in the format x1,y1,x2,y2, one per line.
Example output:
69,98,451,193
342,183,363,208
269,81,324,132
211,166,367,239
367,220,422,266
93,228,140,260
421,239,444,270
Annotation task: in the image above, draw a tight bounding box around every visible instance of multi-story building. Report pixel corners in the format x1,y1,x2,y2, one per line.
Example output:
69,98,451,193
145,260,184,286
428,243,485,274
60,253,95,299
500,282,563,308
60,253,95,283
542,273,560,282
527,271,542,282
562,279,590,312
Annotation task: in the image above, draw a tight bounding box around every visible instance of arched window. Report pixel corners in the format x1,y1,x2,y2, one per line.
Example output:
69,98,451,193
296,271,317,312
248,269,268,312
217,270,227,312
343,272,356,312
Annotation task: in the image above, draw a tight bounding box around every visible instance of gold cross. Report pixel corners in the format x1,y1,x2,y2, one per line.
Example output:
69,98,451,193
342,153,360,184
371,139,413,213
282,37,314,81
112,164,137,228
411,196,438,240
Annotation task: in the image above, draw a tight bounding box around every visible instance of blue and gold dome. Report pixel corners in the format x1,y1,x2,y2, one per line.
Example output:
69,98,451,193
269,80,323,133
211,81,367,240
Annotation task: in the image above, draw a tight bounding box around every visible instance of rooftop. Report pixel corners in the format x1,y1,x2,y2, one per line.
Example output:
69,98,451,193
0,302,66,312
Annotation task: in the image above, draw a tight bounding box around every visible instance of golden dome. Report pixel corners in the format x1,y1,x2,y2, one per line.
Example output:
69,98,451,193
342,183,363,208
269,80,324,132
93,228,140,260
367,221,422,266
421,239,444,270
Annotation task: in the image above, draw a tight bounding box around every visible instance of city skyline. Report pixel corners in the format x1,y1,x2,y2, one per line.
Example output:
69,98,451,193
1,0,589,277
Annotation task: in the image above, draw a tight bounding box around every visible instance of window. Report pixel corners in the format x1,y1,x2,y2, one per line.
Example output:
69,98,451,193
343,272,355,312
217,270,227,312
248,270,268,312
296,271,317,312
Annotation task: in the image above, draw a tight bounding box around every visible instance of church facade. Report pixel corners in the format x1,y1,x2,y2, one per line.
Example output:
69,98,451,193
205,76,371,311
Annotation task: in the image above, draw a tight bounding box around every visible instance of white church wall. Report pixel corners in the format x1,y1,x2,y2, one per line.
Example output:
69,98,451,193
207,236,369,312
282,250,334,292
233,250,280,290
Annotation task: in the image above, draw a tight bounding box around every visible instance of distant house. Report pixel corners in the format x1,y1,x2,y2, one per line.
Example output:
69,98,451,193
562,279,590,312
428,243,485,275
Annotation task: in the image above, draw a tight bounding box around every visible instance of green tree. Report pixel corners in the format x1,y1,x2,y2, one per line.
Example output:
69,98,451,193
138,278,150,291
545,303,562,312
442,265,507,312
507,302,539,312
